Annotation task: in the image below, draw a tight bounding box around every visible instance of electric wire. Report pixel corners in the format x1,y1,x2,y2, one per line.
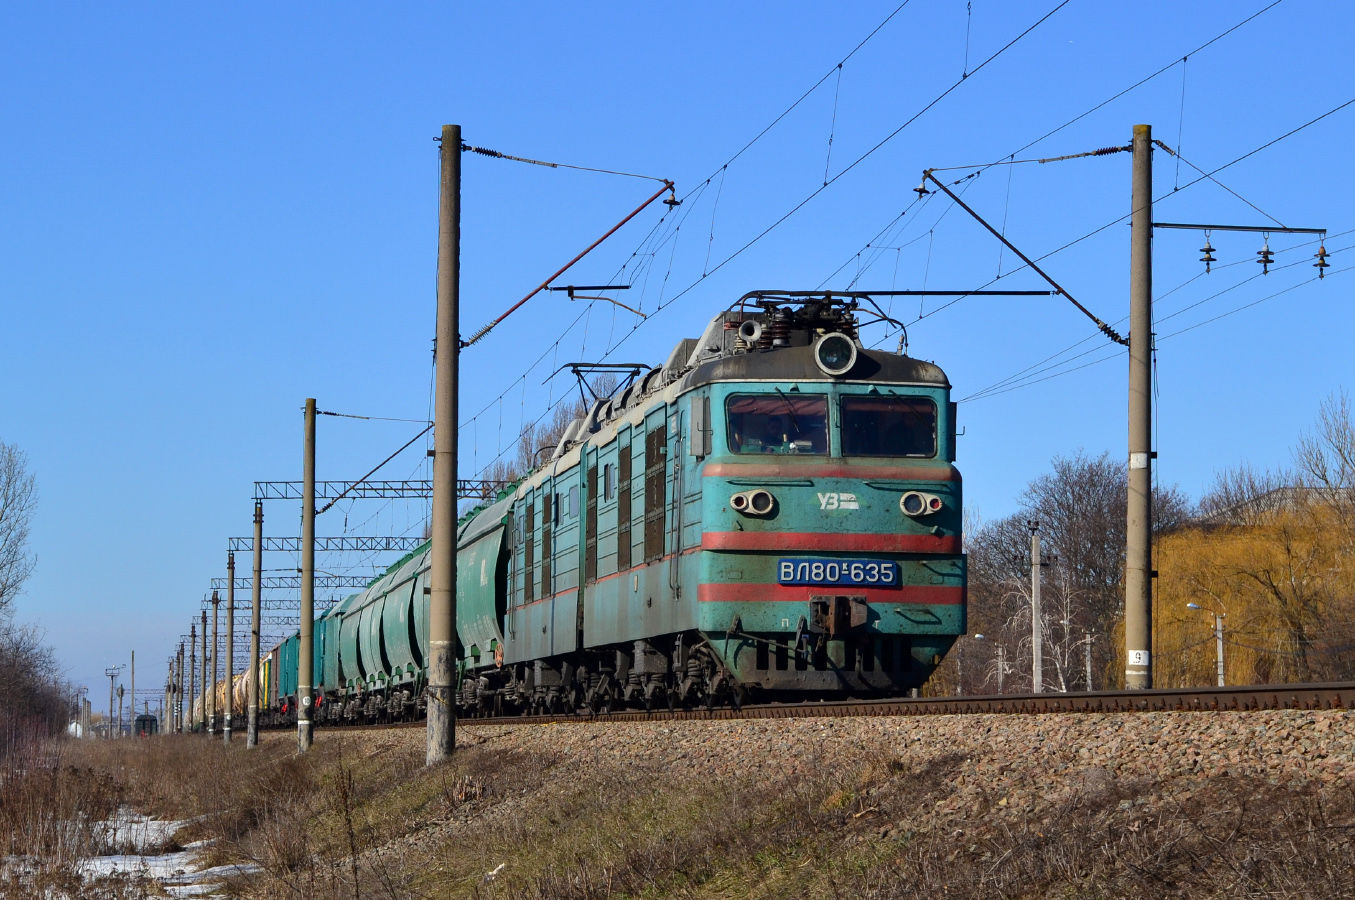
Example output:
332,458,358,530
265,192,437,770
819,1,1301,344
904,101,1346,343
460,143,669,184
683,1,1070,290
592,0,1070,372
997,0,1287,162
1174,56,1188,191
458,0,1303,493
959,231,1354,402
965,262,1352,403
318,410,431,424
674,0,920,206
1155,140,1283,225
1170,95,1355,195
459,1,1065,485
823,64,843,186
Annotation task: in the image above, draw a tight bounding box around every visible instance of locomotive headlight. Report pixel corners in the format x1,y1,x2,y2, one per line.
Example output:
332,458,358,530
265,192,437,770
900,491,941,517
748,489,775,515
813,332,857,377
731,489,775,516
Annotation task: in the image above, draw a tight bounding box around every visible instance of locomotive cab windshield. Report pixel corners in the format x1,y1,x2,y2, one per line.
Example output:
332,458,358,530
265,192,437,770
840,394,936,457
726,393,828,454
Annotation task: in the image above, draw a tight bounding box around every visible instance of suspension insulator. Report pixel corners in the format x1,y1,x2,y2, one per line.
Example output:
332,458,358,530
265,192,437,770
1256,240,1274,275
1314,244,1330,279
1199,240,1216,274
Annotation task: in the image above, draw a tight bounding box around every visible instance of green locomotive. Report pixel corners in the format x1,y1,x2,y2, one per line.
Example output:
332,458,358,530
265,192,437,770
268,292,966,722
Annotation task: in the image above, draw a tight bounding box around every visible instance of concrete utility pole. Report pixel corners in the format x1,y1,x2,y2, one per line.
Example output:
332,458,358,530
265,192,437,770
209,590,220,736
177,642,185,732
129,650,135,736
225,552,235,743
298,397,317,753
1214,614,1225,687
1083,632,1094,692
1125,123,1154,691
188,627,196,732
105,668,119,740
116,685,124,738
427,123,462,765
1186,603,1226,687
248,501,263,749
1029,521,1042,694
200,610,208,734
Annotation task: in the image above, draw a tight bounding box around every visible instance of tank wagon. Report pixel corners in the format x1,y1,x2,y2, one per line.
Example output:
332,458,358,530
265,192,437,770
263,292,965,724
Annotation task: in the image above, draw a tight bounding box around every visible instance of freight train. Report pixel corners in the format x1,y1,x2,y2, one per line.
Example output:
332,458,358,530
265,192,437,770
260,292,966,725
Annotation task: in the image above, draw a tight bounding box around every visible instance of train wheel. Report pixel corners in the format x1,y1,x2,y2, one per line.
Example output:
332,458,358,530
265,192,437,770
731,685,746,711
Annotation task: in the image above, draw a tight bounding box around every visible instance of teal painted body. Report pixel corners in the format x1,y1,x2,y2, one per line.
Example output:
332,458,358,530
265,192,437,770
263,299,968,720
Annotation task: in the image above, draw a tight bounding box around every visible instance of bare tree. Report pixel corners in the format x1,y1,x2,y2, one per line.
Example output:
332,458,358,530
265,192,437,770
1296,389,1355,492
1199,463,1290,525
0,446,65,751
961,451,1193,693
516,374,623,473
1296,388,1355,546
0,442,37,616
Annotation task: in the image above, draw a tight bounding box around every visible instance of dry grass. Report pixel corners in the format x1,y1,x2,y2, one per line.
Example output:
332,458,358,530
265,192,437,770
0,738,136,898
6,729,1355,900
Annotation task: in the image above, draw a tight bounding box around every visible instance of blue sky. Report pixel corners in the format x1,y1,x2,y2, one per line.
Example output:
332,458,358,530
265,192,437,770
2,1,1350,698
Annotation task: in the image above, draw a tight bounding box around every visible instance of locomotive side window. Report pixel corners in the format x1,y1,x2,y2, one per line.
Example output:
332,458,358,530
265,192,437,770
841,395,936,457
726,394,828,455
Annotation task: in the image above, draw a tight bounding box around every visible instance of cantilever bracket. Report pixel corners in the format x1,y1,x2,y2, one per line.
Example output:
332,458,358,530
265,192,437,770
922,170,1127,346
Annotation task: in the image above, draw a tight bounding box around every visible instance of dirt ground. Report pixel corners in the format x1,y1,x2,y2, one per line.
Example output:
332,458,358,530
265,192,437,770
26,709,1355,899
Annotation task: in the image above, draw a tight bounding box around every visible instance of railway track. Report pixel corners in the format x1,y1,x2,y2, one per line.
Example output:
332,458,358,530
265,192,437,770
310,681,1355,732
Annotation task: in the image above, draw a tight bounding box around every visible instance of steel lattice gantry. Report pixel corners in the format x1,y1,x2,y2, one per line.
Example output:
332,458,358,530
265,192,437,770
226,535,428,553
251,479,505,501
210,575,376,590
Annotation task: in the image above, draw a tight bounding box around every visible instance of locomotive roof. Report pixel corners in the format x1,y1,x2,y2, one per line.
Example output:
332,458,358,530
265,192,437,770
678,344,949,391
534,297,953,461
450,294,953,527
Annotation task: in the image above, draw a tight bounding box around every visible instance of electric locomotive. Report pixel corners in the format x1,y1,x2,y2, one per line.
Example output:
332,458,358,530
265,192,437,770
266,291,965,723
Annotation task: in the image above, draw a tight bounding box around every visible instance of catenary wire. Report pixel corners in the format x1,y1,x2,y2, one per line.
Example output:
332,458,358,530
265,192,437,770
960,232,1353,402
464,2,1293,485
819,3,1293,333
586,0,1071,374
461,1,1066,475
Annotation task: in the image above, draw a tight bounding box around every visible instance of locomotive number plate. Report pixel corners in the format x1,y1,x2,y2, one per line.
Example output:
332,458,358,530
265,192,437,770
777,558,897,586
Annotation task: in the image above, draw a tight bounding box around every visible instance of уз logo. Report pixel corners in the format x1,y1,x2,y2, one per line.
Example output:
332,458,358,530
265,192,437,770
817,492,859,510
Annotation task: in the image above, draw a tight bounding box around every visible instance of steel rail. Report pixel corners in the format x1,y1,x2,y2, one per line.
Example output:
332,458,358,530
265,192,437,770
298,681,1355,733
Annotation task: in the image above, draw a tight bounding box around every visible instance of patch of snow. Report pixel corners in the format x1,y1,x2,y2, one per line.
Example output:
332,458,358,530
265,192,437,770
93,809,190,853
77,812,261,897
79,848,197,880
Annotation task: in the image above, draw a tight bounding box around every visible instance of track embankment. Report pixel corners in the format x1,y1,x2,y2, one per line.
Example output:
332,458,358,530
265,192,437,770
298,703,1355,898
